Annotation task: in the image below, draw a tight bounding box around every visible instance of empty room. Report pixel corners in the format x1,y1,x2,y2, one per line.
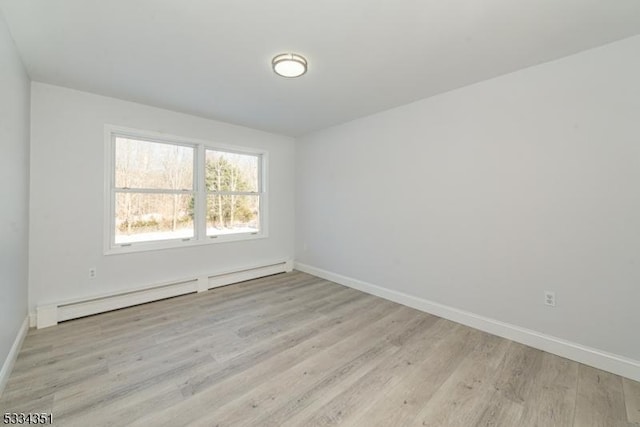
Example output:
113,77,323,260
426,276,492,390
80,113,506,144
1,1,639,426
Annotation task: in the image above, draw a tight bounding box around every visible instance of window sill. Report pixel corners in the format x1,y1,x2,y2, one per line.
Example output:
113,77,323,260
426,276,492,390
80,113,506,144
104,232,267,255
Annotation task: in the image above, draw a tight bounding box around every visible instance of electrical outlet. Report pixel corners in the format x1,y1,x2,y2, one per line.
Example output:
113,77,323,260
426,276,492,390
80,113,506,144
544,290,555,307
89,268,97,279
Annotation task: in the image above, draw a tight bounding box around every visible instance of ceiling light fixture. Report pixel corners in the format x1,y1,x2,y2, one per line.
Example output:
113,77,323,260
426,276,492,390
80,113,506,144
272,53,308,78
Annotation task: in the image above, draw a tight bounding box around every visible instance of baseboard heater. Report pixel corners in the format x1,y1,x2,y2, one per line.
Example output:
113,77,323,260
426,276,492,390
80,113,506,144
36,259,293,329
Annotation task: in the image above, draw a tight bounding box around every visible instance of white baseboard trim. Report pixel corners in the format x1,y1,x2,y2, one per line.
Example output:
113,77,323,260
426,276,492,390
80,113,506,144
0,316,29,397
28,313,36,328
36,258,293,329
294,262,640,382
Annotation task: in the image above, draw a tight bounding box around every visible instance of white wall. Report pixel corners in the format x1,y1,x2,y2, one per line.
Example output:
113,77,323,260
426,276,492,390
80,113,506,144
296,36,640,362
29,83,295,313
0,11,29,377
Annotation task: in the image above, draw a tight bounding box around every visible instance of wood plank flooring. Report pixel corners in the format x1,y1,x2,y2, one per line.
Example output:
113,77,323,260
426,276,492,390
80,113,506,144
1,271,638,426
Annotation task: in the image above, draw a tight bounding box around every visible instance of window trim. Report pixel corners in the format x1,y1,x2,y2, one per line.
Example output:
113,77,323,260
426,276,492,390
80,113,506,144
103,125,268,255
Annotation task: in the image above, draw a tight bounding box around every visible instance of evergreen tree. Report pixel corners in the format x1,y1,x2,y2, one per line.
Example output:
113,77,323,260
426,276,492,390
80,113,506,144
205,157,255,228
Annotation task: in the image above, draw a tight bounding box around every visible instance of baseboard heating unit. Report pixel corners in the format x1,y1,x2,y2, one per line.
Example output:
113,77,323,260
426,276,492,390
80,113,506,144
36,259,293,329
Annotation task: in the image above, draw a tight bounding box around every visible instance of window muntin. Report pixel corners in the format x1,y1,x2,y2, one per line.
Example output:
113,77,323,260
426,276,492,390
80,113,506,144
107,129,265,253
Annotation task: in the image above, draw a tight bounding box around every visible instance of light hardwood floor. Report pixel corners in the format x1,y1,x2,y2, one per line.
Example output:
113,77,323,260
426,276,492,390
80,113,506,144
1,271,638,426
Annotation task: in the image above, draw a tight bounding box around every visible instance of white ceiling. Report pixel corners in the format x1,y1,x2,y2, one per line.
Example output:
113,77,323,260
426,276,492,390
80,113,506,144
1,0,639,136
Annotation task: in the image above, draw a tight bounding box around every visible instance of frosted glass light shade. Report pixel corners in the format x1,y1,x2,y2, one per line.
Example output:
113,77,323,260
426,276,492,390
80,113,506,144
272,53,307,78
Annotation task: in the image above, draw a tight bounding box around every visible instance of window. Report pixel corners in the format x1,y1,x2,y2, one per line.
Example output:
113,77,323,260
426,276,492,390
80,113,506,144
205,149,260,237
105,127,266,253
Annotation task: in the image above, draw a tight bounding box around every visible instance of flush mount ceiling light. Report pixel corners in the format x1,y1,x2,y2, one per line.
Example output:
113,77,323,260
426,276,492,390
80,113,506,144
272,53,308,78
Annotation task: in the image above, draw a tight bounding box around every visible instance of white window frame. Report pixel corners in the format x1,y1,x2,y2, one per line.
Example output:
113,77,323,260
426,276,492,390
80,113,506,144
104,125,268,255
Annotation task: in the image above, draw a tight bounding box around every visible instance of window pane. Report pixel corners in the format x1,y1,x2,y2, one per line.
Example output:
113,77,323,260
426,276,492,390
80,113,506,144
115,193,195,244
205,150,259,192
206,195,259,236
115,137,194,190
